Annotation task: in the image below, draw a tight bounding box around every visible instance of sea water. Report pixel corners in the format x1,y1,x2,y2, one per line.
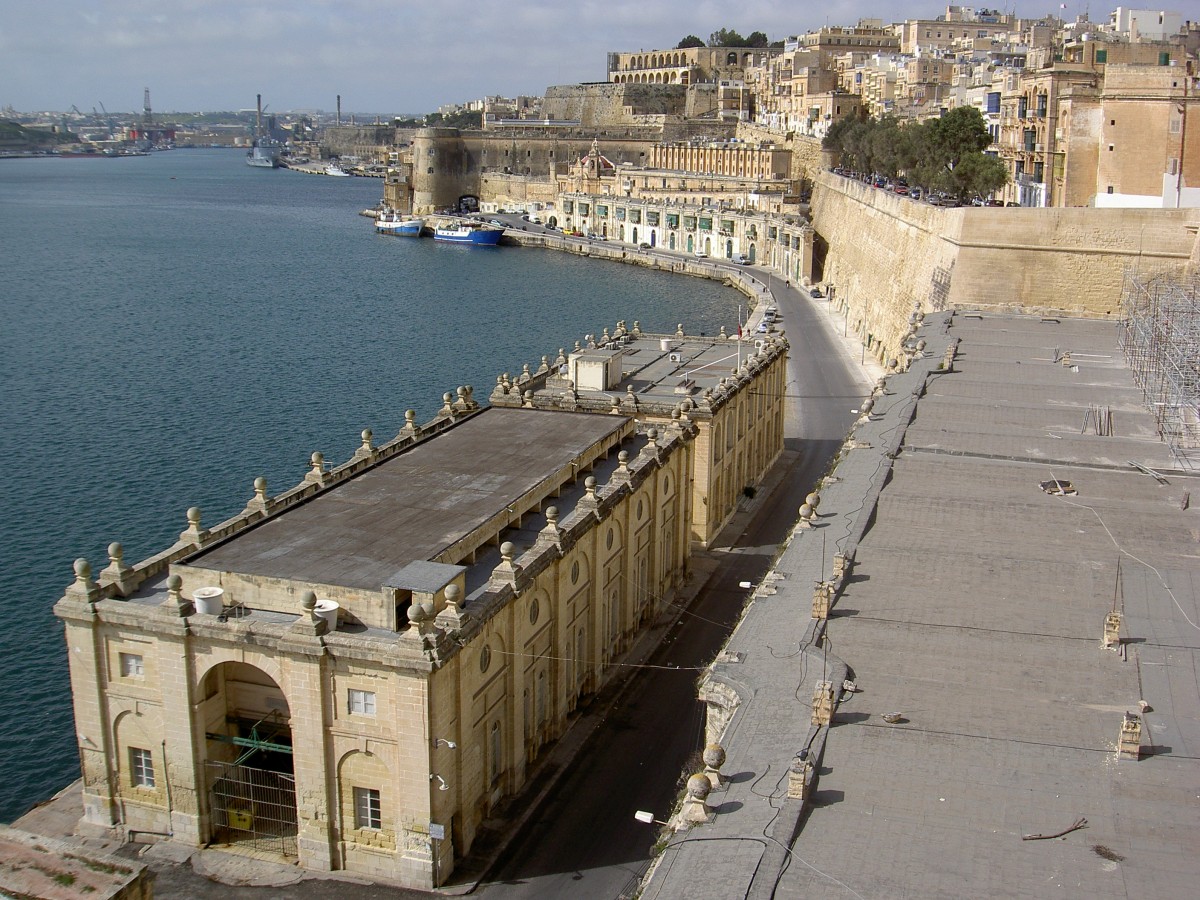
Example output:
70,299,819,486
0,149,740,820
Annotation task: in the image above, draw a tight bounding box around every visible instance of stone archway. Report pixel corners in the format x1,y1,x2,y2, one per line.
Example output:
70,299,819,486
198,662,296,857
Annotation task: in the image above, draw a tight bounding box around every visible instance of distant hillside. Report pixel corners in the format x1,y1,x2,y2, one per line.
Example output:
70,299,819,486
0,121,73,149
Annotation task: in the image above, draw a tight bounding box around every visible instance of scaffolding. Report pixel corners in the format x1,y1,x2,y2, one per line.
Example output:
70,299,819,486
1118,269,1200,469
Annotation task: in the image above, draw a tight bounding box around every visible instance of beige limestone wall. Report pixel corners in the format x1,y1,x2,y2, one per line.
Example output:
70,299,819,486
811,171,1200,359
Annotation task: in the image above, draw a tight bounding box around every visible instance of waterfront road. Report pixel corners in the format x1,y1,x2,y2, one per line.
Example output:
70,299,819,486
470,276,872,898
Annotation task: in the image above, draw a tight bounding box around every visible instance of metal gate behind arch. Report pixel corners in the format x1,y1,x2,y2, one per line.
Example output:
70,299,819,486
207,761,298,856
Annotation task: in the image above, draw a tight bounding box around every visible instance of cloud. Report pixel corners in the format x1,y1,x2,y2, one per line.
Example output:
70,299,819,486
3,0,1057,113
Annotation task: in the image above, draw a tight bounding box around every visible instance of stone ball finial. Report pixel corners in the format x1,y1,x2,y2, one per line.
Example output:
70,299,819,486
686,773,713,802
187,506,202,527
617,450,629,467
444,583,462,608
916,338,927,352
647,427,658,444
806,492,821,509
301,590,318,612
546,506,559,524
310,451,324,469
405,409,416,425
166,573,182,593
254,475,268,493
457,385,467,399
799,503,813,521
108,542,123,562
671,406,681,421
584,475,597,493
500,541,515,562
74,558,92,580
361,428,373,443
443,391,454,404
703,743,726,770
524,389,534,403
407,601,428,624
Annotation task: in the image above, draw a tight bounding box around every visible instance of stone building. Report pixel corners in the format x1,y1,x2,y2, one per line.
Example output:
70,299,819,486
997,54,1198,207
55,388,710,888
489,325,791,548
607,47,780,86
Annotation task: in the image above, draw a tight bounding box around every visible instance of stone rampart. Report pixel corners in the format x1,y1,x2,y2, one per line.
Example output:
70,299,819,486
811,171,1200,361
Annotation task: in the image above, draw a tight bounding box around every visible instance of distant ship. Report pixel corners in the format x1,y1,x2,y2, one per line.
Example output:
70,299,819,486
324,163,351,177
376,210,424,237
246,138,282,168
245,93,282,169
433,222,504,246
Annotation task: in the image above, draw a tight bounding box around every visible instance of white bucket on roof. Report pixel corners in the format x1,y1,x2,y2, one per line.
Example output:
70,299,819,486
314,599,340,630
194,586,225,615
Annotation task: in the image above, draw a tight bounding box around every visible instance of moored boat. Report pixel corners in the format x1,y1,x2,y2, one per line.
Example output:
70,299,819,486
324,163,351,177
246,139,282,168
432,222,503,246
376,210,425,237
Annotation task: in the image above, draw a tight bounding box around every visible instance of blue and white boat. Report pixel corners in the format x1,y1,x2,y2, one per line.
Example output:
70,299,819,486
376,210,424,237
433,222,503,246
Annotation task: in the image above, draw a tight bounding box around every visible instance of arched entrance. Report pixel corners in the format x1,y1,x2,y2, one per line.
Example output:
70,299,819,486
457,194,479,214
632,227,639,245
669,233,676,250
725,239,733,259
686,234,694,253
748,243,757,263
199,662,297,857
547,215,558,228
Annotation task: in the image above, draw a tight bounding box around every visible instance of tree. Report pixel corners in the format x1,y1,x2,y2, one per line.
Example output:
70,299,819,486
708,28,746,47
745,31,769,48
677,34,705,49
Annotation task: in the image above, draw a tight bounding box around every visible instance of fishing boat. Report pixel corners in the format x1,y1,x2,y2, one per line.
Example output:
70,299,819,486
376,210,425,237
432,222,503,246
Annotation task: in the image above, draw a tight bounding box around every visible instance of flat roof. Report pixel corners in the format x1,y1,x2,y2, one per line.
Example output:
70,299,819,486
647,313,1200,898
187,408,629,592
558,333,780,409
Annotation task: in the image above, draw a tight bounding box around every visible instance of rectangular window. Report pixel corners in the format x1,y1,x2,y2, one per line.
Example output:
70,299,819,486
489,721,502,785
353,787,381,830
119,653,144,678
1095,49,1107,64
348,689,376,716
595,204,608,216
130,747,155,788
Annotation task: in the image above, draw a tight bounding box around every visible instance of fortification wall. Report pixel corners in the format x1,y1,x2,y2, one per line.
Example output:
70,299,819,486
811,171,1200,360
949,207,1197,316
542,83,688,124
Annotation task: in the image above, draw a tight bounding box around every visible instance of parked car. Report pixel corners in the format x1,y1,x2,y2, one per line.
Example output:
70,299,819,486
638,241,652,249
732,253,749,264
694,249,709,258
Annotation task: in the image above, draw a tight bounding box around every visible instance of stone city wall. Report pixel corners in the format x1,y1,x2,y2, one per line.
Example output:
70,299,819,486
541,82,690,123
811,171,1200,360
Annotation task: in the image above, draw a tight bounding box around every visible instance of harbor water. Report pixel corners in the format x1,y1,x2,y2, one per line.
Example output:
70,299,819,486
0,149,741,821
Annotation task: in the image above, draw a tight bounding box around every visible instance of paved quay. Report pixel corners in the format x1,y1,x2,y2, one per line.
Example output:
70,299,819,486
641,312,1200,899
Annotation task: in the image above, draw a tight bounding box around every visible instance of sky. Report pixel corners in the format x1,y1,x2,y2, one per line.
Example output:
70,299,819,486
2,1,1077,115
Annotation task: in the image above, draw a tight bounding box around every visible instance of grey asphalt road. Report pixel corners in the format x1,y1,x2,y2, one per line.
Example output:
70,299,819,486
475,280,866,899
